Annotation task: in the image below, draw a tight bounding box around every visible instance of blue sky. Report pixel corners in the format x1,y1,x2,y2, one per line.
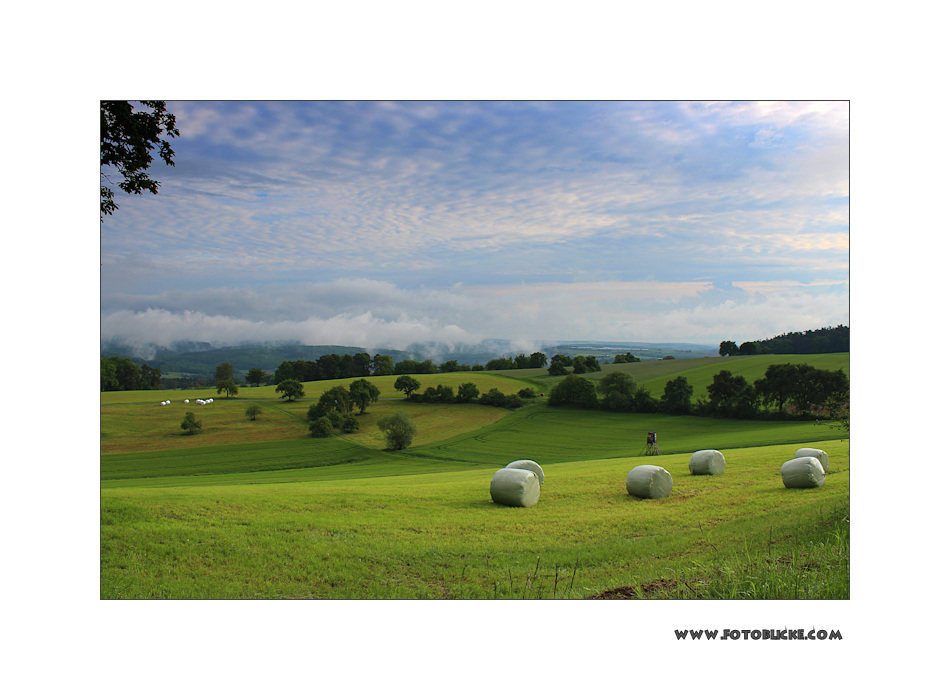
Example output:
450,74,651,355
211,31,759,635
100,100,849,353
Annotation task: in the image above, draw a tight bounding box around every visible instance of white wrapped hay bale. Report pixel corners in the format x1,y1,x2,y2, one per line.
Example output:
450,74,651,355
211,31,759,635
490,468,541,507
794,448,829,472
626,465,673,499
689,450,725,476
781,457,826,489
505,459,544,486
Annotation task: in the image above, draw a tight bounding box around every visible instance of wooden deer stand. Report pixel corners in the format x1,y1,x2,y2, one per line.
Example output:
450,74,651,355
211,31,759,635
639,431,660,456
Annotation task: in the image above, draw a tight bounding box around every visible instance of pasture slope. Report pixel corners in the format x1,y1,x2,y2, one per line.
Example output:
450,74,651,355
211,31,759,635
101,353,849,599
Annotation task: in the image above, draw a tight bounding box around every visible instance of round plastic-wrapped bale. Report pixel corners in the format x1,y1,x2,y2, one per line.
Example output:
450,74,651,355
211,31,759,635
505,459,544,486
794,447,829,472
689,449,725,476
626,465,673,499
490,468,541,507
781,456,826,489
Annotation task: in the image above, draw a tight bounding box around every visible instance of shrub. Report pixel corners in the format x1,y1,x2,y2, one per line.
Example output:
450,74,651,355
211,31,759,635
377,412,416,450
341,414,360,433
309,416,334,438
180,411,202,435
244,404,263,421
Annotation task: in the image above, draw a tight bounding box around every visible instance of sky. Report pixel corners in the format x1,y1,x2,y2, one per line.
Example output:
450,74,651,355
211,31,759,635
100,100,849,354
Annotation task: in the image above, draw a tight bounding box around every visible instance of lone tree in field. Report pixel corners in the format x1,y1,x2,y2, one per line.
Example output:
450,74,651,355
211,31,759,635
180,411,202,435
377,412,417,450
100,101,179,220
216,379,238,398
394,375,421,399
244,403,263,421
276,378,305,401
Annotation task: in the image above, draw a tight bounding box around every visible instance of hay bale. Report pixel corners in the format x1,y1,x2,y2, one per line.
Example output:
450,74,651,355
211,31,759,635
781,456,826,489
794,448,829,472
689,449,725,476
490,468,541,507
626,465,673,499
505,459,544,486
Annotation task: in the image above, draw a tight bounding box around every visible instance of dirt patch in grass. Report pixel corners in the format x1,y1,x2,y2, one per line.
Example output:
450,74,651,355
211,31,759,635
587,577,680,599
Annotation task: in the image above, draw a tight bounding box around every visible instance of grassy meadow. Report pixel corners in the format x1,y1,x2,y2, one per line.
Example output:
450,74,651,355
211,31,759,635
101,354,849,599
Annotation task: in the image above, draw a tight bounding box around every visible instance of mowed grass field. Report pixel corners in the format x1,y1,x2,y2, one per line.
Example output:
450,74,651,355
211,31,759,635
101,440,849,599
101,354,849,599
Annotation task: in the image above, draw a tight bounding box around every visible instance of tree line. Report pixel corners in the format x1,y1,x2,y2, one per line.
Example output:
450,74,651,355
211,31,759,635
101,356,162,391
719,325,849,356
102,348,648,393
546,363,848,420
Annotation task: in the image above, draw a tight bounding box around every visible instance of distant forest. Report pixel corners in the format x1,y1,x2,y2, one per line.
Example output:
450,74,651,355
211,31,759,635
719,325,849,356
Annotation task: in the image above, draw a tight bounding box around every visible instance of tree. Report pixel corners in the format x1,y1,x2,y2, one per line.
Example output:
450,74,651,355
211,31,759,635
486,357,515,371
738,341,760,355
529,352,548,368
548,374,598,408
274,361,296,385
246,368,267,386
100,101,179,220
377,412,417,450
372,354,395,376
101,356,142,391
276,379,305,401
394,375,421,399
598,371,636,411
706,370,758,418
214,362,235,383
140,364,162,390
630,387,658,413
661,376,693,415
100,358,120,391
613,352,641,364
244,404,264,421
317,386,352,415
754,363,797,414
341,414,360,433
349,378,381,414
309,416,334,438
719,340,739,357
216,379,238,398
457,382,480,402
180,411,202,435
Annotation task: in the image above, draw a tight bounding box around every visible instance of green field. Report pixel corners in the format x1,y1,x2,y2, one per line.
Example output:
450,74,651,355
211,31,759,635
101,354,849,599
